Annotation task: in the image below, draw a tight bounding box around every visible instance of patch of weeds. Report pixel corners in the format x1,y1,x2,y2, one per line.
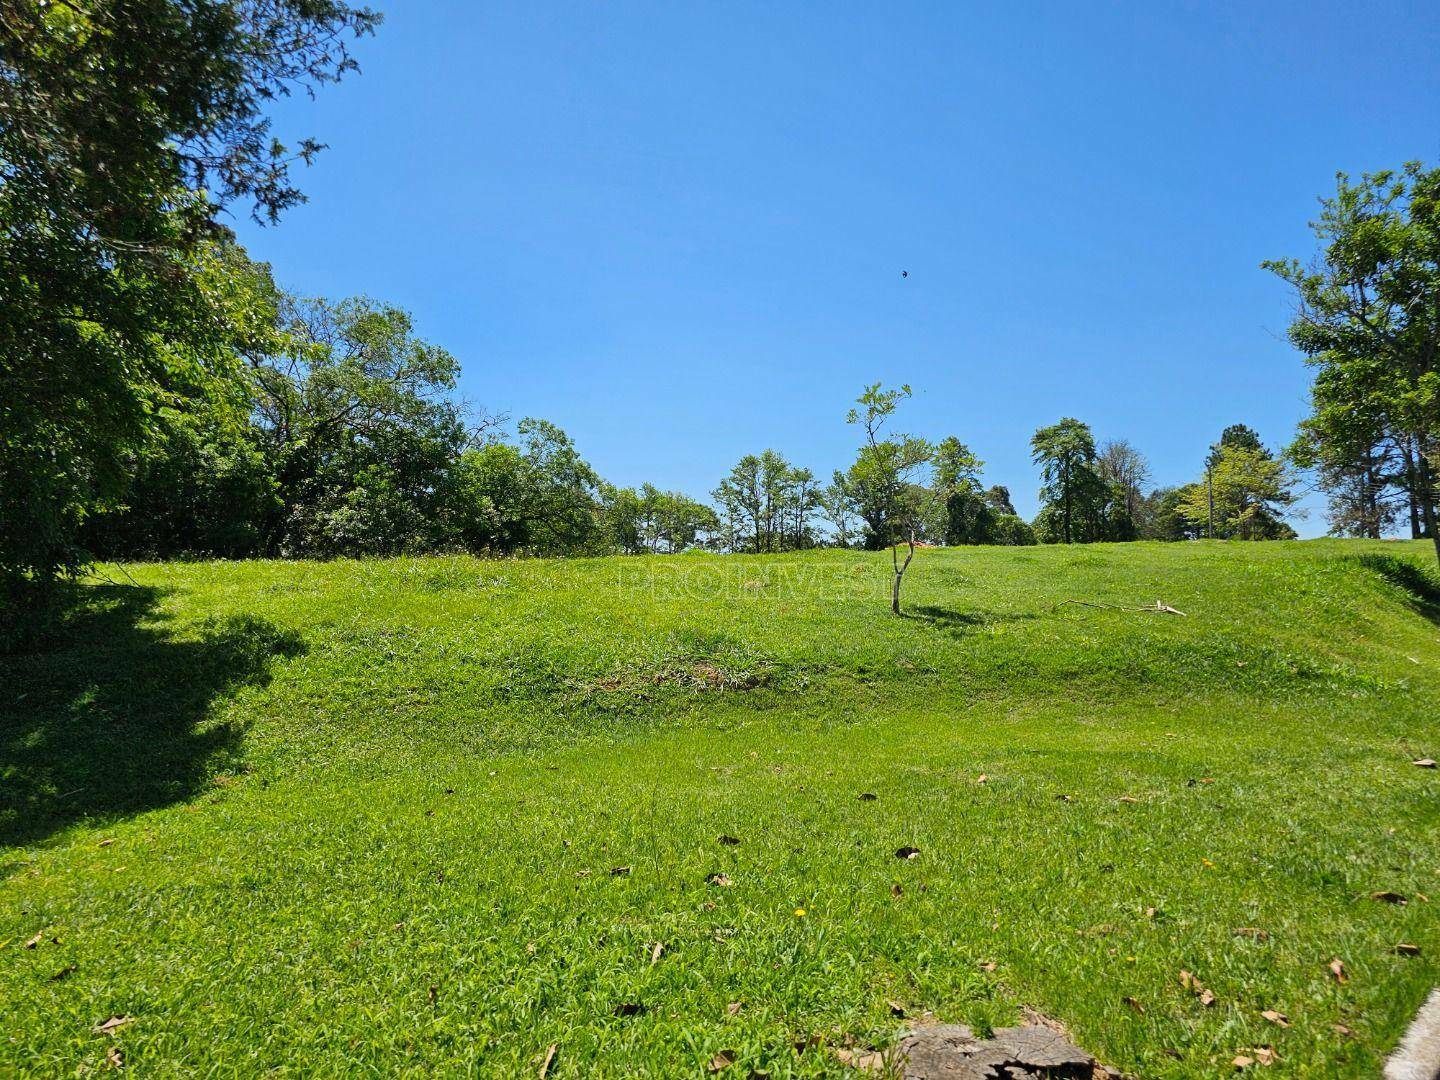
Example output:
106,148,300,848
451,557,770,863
579,657,786,701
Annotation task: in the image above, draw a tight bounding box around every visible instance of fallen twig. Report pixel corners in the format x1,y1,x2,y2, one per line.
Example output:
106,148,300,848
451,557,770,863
1056,599,1187,616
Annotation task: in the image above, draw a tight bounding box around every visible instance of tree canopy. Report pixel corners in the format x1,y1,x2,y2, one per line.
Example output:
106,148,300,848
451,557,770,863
1,0,379,603
1265,161,1440,563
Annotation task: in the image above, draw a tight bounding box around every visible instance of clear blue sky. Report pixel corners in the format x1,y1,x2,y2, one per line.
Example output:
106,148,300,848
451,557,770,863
233,1,1440,535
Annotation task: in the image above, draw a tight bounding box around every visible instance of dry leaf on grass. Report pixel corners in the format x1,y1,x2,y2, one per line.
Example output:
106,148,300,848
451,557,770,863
707,1050,735,1071
1328,958,1347,983
1123,996,1145,1014
1179,970,1218,1007
706,873,732,887
535,1043,557,1078
649,942,664,966
1395,943,1421,956
23,931,44,949
894,846,920,860
609,866,631,877
858,792,878,802
717,835,741,846
890,884,903,898
1232,927,1269,941
1260,1010,1289,1027
725,1001,743,1017
93,1016,134,1035
834,1046,889,1071
51,964,77,982
105,1046,123,1069
1413,758,1436,768
1370,890,1406,904
886,1000,906,1017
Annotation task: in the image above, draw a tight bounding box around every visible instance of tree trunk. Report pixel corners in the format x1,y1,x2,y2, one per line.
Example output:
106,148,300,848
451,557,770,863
1362,457,1380,539
1417,443,1440,567
1061,462,1072,544
891,536,915,615
1403,440,1423,538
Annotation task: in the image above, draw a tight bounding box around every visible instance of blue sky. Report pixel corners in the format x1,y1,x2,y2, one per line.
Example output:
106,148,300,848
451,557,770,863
233,1,1440,535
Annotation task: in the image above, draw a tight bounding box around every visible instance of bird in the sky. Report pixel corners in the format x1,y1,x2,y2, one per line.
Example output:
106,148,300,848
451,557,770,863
901,270,908,278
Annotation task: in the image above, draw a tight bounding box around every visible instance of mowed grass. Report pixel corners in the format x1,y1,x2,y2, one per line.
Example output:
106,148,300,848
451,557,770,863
2,540,1439,1077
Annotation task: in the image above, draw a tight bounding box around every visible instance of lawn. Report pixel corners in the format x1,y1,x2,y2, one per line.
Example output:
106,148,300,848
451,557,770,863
2,540,1438,1076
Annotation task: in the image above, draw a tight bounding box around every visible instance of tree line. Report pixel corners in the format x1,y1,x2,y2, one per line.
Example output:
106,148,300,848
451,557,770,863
70,306,1303,562
3,1,1439,641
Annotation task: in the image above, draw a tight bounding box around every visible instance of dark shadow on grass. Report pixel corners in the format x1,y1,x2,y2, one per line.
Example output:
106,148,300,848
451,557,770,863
0,584,303,851
1355,553,1440,624
906,604,1038,639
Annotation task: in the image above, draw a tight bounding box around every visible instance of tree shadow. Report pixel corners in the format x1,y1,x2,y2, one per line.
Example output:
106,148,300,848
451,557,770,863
0,584,303,852
906,604,1038,639
1355,553,1440,625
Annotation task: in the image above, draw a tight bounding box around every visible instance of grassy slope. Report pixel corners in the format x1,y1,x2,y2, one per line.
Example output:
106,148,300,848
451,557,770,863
2,540,1438,1077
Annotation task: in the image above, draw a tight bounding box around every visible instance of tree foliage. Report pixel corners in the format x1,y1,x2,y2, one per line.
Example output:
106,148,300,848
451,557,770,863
1,0,378,602
711,450,819,554
1180,445,1296,540
1266,162,1440,562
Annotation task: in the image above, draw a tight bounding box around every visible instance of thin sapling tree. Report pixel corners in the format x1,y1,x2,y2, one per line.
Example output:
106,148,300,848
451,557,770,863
846,384,933,615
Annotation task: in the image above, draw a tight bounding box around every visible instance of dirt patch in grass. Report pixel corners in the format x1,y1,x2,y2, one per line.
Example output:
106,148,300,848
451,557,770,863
585,659,778,696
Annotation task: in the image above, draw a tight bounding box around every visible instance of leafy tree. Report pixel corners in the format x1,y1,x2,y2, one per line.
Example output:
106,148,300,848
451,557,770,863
1,0,378,605
1138,486,1201,541
1206,425,1264,469
633,485,719,553
446,420,604,556
599,485,647,555
253,294,467,555
930,437,992,545
509,419,605,555
817,471,860,548
846,384,932,614
712,454,765,553
983,485,1017,516
446,442,531,554
1265,162,1440,564
1315,455,1402,538
932,437,984,495
1030,419,1107,544
1286,346,1423,539
1179,445,1296,540
83,394,279,560
712,451,816,553
940,490,994,545
989,513,1037,547
1288,387,1408,539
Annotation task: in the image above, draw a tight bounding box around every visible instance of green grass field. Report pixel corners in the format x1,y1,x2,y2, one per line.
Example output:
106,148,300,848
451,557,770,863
3,540,1439,1076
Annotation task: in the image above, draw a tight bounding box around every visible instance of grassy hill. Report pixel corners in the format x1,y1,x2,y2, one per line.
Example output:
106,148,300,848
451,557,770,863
3,540,1438,1076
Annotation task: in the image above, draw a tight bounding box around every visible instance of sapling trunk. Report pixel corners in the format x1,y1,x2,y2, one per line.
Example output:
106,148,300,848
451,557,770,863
891,533,916,615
